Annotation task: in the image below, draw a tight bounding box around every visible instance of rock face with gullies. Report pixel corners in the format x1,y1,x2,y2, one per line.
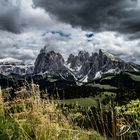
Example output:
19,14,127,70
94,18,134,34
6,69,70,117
34,46,140,81
34,47,66,75
67,51,90,70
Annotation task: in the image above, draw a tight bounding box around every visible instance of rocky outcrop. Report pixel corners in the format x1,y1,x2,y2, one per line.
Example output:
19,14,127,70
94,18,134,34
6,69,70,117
67,51,90,70
34,47,66,75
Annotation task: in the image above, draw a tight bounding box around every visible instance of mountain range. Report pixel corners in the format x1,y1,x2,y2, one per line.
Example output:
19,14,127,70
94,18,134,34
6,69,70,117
0,46,140,82
34,46,140,82
0,58,34,75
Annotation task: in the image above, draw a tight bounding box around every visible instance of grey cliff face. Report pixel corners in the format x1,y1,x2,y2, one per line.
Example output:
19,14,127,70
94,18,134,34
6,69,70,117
34,47,140,81
34,47,66,75
1,46,139,78
67,51,90,70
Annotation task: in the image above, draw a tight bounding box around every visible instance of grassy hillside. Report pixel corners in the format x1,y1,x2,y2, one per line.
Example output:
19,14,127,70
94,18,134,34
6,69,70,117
57,97,99,107
0,72,140,139
57,92,116,108
0,85,106,140
0,84,140,139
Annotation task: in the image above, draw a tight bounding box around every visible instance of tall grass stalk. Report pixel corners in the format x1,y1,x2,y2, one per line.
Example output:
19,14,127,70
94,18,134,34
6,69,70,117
0,85,105,140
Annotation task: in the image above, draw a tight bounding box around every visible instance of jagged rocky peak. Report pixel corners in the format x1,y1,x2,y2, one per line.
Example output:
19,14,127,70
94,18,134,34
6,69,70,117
78,50,90,61
99,49,120,62
40,46,48,54
34,46,65,74
66,50,90,70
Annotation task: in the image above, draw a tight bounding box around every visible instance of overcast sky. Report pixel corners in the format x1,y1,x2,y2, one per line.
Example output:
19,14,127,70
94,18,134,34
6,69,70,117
0,0,140,64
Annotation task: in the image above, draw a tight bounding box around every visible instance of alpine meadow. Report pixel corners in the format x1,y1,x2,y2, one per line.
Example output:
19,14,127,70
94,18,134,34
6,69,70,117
0,0,140,140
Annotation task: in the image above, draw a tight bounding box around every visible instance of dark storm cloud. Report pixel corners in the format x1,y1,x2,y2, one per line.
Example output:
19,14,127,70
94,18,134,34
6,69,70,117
0,10,20,33
33,0,140,35
0,0,21,33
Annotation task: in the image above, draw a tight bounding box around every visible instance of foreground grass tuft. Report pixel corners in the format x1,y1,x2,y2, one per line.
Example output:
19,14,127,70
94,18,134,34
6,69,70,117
0,85,105,140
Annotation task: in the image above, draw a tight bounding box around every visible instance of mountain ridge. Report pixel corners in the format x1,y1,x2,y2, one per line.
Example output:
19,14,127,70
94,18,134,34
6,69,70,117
33,47,140,81
0,60,34,75
0,46,139,80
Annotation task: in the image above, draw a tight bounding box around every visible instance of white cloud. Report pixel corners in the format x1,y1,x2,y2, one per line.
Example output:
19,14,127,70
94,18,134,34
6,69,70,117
0,0,140,64
42,31,140,64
